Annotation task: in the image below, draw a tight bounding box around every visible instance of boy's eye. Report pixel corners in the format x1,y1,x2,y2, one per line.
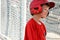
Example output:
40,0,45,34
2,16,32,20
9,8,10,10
43,9,49,12
34,7,38,10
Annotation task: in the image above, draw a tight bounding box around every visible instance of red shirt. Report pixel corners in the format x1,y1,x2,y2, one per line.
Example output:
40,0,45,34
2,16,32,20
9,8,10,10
24,18,47,40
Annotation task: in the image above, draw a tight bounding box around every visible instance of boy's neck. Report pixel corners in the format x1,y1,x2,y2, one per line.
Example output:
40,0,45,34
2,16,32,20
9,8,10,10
33,15,41,25
33,15,41,21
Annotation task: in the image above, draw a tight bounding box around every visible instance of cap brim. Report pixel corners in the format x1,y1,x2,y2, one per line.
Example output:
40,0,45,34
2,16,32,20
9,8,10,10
45,2,55,9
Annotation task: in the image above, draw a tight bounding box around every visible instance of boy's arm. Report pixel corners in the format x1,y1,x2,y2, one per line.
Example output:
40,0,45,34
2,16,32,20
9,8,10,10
24,24,33,40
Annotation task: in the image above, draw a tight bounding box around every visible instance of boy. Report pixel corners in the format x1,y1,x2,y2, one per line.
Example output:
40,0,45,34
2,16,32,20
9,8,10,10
24,0,55,40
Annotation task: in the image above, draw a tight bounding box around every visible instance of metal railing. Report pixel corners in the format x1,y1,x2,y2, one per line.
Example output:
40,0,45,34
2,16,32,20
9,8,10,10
0,33,11,40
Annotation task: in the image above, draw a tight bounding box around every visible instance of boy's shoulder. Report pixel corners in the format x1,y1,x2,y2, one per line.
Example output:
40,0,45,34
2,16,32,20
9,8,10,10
26,18,35,26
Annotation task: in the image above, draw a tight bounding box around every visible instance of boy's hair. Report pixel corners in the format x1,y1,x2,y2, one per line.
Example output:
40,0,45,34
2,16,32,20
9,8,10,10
31,14,34,16
41,3,50,9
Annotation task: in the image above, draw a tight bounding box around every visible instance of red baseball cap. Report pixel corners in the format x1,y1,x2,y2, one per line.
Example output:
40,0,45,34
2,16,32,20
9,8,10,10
30,0,55,9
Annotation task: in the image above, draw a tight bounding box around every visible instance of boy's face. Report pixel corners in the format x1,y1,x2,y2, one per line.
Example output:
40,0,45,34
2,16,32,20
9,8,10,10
40,5,50,18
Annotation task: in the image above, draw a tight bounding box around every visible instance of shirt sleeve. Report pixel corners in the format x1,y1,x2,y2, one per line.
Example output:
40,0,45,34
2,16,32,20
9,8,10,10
24,24,33,40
